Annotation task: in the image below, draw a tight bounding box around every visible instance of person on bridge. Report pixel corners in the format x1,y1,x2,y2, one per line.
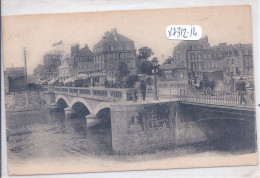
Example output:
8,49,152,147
236,77,247,105
140,80,147,101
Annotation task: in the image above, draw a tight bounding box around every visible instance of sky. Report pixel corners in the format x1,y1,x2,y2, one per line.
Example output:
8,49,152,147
2,5,252,75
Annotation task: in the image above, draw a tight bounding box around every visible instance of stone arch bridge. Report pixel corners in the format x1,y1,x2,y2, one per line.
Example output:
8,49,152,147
44,86,132,117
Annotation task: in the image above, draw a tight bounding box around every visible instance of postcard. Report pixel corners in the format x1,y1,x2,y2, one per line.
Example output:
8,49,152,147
2,5,257,175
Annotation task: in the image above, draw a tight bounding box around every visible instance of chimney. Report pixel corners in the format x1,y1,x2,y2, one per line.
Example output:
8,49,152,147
111,28,117,41
205,35,208,42
104,31,110,37
85,44,89,49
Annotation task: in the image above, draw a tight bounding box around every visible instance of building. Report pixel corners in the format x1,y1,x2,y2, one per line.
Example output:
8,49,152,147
42,51,62,80
93,28,137,81
71,44,97,75
58,54,75,82
4,67,26,93
160,36,211,82
233,43,253,78
160,63,187,81
33,64,44,83
160,36,254,90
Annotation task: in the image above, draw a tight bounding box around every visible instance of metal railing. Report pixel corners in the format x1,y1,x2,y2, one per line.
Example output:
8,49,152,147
179,89,255,108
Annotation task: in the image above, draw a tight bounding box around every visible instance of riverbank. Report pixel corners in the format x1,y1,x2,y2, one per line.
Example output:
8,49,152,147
5,91,48,112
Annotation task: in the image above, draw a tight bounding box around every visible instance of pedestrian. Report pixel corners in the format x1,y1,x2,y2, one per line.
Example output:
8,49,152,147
229,75,235,92
236,77,247,105
140,80,147,101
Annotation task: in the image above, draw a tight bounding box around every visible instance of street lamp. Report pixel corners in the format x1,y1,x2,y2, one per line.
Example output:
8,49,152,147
151,57,159,101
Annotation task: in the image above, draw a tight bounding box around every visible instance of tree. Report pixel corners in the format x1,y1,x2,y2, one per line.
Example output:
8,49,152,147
125,74,139,88
137,47,154,61
117,62,130,80
163,56,174,65
139,61,153,75
136,47,154,75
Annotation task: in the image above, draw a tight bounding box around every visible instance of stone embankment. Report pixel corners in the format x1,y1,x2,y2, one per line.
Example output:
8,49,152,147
5,91,47,112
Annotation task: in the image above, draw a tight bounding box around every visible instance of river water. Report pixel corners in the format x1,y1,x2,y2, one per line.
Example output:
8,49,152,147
6,111,112,161
6,110,255,165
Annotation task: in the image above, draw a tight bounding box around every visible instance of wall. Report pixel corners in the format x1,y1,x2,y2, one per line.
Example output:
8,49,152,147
110,101,256,153
5,91,47,112
111,101,179,152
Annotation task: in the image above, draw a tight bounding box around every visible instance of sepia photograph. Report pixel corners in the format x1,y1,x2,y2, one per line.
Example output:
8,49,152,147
2,5,258,176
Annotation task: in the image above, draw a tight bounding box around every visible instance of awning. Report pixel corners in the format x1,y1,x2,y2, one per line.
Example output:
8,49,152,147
63,77,75,84
75,74,90,80
89,73,106,77
41,80,48,84
48,78,59,85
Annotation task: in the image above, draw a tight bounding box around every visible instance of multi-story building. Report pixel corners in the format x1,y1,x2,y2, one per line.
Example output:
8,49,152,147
58,54,75,82
93,28,137,81
233,43,253,78
161,36,211,83
71,44,96,75
160,36,254,90
42,51,62,80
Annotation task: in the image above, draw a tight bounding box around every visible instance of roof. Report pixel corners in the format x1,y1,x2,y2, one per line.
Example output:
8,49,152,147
75,46,93,57
174,36,211,51
48,78,59,85
94,28,134,47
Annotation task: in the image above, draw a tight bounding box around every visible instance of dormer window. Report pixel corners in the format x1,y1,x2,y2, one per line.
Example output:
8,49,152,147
109,45,114,51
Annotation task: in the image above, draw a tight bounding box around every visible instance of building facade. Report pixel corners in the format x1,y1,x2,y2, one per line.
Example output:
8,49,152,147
58,54,75,82
160,36,254,89
93,28,137,81
42,51,62,80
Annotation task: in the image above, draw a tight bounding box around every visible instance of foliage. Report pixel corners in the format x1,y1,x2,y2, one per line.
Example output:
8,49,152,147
125,74,139,88
163,56,174,65
136,47,154,75
117,62,130,80
137,47,154,61
139,61,153,75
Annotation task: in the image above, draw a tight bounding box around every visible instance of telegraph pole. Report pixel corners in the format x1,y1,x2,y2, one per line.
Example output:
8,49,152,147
24,47,28,90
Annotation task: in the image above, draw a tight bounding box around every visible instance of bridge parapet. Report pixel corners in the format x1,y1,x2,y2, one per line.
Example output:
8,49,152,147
51,86,132,102
180,89,255,108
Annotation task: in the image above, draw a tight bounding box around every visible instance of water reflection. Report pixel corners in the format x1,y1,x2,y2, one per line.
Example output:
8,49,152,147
6,110,112,161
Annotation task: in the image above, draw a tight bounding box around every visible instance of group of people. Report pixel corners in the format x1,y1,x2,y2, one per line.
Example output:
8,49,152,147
104,80,128,89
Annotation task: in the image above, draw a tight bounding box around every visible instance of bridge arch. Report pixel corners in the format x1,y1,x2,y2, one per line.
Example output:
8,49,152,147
93,102,111,116
56,95,70,109
70,98,95,114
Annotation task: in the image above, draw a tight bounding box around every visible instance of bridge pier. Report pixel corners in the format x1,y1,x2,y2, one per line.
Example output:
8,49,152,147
64,107,75,118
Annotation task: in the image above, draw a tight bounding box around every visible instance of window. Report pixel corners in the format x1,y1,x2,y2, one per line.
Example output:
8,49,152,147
126,53,130,59
244,58,253,75
126,44,131,50
109,45,114,51
198,63,201,70
191,54,195,60
232,59,234,64
219,61,223,68
179,72,184,79
227,59,229,64
243,50,248,55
